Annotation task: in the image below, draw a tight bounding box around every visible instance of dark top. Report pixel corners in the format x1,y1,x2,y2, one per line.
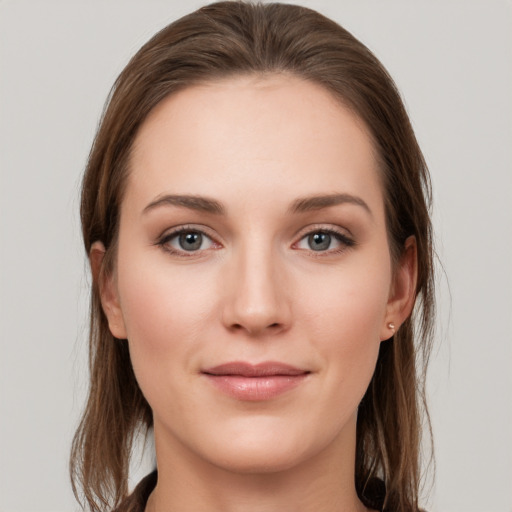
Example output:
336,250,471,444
114,471,157,512
113,470,387,512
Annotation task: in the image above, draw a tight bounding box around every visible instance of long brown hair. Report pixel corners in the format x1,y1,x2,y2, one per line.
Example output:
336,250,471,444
71,2,435,511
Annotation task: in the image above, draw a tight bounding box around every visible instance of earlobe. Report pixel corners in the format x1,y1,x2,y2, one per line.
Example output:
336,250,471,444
90,241,128,340
381,236,418,340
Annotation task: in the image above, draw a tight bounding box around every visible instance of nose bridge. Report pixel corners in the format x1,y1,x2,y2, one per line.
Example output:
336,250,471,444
222,233,290,335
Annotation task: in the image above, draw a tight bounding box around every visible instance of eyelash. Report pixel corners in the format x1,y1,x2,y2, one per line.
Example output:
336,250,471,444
156,225,355,258
293,227,356,256
156,225,219,257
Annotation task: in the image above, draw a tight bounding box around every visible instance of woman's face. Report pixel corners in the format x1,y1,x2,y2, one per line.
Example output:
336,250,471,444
99,75,415,474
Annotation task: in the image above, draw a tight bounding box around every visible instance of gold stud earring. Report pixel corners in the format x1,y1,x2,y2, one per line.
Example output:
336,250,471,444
387,322,396,333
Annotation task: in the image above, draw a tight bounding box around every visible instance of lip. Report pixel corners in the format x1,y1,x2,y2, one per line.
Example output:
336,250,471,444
202,361,310,401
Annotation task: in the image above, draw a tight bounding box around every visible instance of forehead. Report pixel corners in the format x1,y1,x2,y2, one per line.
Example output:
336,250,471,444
127,74,384,218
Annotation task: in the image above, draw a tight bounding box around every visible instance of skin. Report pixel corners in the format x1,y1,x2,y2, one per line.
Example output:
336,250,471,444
93,74,417,512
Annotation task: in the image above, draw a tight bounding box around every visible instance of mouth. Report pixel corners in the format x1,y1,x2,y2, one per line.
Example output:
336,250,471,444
201,361,311,401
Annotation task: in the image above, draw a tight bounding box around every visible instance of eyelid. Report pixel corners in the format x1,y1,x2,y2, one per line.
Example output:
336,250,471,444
154,223,355,257
292,222,354,239
292,224,356,253
156,224,222,256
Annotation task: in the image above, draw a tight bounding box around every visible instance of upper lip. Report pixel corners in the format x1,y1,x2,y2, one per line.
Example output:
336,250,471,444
202,361,309,377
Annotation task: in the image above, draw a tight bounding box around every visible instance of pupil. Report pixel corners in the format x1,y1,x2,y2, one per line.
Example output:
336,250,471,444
309,232,331,251
179,232,202,251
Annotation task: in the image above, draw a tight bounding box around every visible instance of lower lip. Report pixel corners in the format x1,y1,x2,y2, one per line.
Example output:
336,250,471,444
203,374,308,401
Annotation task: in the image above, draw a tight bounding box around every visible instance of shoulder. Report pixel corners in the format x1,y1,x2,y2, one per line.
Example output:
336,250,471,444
113,471,157,512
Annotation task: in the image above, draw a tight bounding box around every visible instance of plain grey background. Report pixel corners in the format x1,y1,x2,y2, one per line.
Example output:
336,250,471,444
1,1,511,511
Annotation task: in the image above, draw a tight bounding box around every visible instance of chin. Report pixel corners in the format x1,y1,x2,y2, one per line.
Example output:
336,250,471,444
192,417,345,475
152,387,360,477
209,440,311,474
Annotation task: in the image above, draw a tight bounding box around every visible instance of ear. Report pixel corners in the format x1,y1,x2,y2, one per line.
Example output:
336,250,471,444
90,241,128,340
380,236,418,340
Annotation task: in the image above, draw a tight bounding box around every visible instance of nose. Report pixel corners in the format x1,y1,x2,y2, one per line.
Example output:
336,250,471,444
221,242,291,337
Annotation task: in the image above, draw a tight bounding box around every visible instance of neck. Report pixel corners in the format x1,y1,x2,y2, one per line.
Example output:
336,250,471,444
147,417,370,512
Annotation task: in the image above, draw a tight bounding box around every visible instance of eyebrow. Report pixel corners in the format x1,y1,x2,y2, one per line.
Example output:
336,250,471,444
143,194,225,215
142,192,372,217
289,193,372,216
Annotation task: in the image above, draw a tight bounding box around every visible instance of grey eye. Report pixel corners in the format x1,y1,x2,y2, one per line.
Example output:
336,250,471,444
307,232,332,251
159,228,216,255
178,232,203,251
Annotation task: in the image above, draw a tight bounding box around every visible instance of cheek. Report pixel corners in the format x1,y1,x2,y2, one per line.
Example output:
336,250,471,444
114,251,220,389
299,256,391,342
296,255,391,395
118,250,214,334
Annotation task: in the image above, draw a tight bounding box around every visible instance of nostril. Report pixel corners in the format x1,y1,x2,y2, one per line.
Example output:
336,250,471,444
229,321,282,335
